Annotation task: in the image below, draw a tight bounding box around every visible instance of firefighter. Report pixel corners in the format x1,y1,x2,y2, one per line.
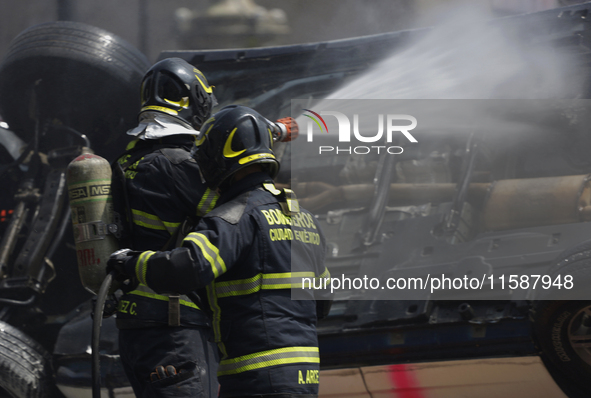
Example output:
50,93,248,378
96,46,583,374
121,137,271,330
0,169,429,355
108,105,332,398
110,57,219,398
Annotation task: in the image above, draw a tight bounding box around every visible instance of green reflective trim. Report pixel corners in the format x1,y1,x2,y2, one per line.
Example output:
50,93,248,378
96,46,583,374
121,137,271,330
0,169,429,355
135,251,155,286
319,268,331,280
184,233,226,278
218,346,319,376
197,188,218,216
214,272,315,298
128,284,200,309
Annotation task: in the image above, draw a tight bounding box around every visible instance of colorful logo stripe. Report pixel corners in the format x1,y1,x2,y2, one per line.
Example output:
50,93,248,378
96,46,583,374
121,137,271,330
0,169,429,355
303,109,329,134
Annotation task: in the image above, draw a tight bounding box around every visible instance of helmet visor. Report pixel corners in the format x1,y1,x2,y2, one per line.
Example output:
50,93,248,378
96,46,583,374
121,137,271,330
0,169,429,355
143,73,190,109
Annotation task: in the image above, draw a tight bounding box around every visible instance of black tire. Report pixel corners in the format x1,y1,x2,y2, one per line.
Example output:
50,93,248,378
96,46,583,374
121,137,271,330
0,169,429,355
0,320,60,397
0,21,150,157
530,239,591,397
531,300,591,398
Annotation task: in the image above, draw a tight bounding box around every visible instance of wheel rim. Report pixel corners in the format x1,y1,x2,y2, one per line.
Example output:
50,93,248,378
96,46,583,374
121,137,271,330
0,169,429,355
568,304,591,365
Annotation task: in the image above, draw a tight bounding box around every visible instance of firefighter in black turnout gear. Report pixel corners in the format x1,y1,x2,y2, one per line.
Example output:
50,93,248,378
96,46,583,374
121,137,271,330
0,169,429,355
108,105,332,398
110,57,219,398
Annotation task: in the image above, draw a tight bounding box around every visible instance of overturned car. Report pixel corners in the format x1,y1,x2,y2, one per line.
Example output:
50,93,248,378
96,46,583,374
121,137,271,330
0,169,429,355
3,2,591,397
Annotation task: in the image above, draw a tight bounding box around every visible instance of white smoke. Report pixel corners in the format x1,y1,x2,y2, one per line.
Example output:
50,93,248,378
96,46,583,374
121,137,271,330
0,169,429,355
326,4,584,100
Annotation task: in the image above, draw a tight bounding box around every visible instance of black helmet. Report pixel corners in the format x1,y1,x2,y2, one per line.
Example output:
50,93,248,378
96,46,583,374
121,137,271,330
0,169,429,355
195,105,279,189
139,57,216,130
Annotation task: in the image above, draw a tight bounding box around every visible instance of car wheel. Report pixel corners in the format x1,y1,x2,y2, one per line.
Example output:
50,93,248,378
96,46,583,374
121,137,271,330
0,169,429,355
0,20,150,156
530,239,591,397
0,320,60,397
531,300,591,398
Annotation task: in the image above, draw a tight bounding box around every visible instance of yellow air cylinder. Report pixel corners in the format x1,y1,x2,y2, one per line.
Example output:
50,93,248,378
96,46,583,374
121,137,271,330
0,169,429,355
67,153,120,294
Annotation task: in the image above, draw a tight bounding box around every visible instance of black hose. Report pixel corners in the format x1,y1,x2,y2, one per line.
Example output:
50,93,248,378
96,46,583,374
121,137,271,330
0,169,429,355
45,207,71,260
92,271,116,398
52,124,91,148
0,295,36,306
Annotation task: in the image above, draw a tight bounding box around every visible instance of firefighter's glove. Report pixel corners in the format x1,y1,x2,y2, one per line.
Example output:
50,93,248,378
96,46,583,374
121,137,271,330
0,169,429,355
107,249,141,293
107,249,143,279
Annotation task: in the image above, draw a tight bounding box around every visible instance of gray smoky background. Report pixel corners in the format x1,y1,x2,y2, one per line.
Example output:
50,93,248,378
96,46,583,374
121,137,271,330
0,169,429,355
308,1,591,149
327,3,585,100
0,0,415,63
3,0,590,138
0,0,585,68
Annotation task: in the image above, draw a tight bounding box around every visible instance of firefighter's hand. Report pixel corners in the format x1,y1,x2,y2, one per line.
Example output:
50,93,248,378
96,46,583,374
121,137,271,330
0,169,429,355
107,248,136,278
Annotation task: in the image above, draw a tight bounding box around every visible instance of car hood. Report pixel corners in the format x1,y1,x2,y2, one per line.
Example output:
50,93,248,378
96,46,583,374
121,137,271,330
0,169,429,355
160,1,591,118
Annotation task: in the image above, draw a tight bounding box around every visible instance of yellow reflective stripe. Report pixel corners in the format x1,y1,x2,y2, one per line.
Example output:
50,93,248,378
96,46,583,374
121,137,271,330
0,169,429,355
218,346,319,376
132,209,180,234
184,232,227,278
196,121,214,146
238,153,275,165
263,182,281,195
284,189,300,214
268,128,273,147
164,97,189,109
128,284,200,309
141,105,178,115
135,251,155,286
125,139,139,151
319,268,330,280
214,272,315,298
197,188,218,216
207,283,228,358
194,71,213,94
223,128,246,158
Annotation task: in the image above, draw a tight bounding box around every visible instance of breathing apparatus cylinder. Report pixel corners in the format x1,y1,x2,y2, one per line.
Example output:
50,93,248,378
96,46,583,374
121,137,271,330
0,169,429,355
66,153,120,294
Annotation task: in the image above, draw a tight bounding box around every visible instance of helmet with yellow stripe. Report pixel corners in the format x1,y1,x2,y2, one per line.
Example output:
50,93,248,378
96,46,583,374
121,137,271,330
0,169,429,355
195,105,279,189
139,57,216,130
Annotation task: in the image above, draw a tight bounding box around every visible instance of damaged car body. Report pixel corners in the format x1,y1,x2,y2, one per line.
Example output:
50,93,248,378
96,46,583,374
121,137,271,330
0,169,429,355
3,2,591,397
